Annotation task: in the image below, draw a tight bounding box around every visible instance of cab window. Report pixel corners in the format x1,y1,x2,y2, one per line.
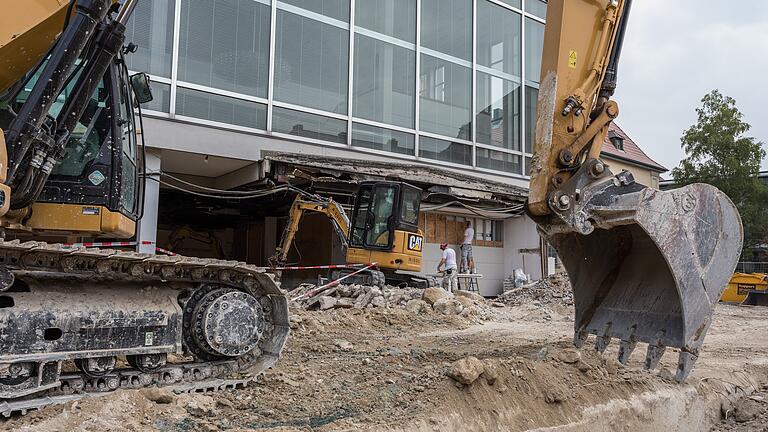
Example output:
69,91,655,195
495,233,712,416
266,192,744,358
366,186,396,247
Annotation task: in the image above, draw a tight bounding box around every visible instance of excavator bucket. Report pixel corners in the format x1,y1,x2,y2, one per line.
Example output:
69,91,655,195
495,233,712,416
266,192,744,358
538,176,742,382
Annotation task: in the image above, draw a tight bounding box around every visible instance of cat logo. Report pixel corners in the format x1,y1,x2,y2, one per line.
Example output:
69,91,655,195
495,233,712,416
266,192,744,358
407,234,423,252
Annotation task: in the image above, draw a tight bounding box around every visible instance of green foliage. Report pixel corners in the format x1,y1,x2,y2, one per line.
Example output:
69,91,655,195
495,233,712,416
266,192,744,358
672,90,768,248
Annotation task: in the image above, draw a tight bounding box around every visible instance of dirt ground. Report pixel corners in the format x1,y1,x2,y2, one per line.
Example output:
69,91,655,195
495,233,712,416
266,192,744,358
4,300,768,432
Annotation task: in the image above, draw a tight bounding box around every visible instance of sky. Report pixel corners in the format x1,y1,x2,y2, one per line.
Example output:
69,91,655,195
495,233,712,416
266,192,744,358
612,0,768,177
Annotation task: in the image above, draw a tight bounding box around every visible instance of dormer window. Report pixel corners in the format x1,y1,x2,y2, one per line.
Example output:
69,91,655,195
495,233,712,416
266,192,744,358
608,131,625,151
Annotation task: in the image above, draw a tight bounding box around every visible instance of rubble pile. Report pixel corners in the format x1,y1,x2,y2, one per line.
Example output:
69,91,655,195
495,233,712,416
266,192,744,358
498,272,574,307
289,284,495,319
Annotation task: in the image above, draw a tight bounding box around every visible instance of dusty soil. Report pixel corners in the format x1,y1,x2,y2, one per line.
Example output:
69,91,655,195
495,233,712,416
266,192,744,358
3,302,768,432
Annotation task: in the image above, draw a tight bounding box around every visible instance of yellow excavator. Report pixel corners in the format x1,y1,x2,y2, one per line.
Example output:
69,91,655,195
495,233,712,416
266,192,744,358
272,181,429,288
0,0,744,415
530,0,742,382
0,0,288,415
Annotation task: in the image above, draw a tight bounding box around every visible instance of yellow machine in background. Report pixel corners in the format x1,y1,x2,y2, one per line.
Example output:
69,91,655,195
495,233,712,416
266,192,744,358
722,273,768,305
273,181,429,287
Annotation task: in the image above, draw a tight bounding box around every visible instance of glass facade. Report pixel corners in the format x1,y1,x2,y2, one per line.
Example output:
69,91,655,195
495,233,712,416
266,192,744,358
125,0,545,177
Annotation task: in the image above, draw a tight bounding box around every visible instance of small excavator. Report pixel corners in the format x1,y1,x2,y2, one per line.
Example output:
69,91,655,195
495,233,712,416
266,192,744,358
529,0,742,382
272,181,432,288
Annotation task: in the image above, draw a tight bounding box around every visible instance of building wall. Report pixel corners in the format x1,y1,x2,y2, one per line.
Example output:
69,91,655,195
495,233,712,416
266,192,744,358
125,0,548,182
420,215,541,297
603,157,661,189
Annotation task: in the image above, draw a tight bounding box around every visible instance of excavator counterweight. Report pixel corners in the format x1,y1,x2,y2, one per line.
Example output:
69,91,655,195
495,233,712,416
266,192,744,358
529,0,742,381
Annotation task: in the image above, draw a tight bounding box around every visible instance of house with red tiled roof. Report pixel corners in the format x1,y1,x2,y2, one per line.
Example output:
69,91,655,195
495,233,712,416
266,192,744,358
601,123,667,189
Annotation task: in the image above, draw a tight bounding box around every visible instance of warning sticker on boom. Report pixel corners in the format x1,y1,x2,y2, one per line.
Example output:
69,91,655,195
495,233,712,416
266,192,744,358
568,50,578,69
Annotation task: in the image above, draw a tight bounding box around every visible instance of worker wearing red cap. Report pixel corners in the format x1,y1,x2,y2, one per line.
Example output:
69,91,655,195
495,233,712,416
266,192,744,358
438,243,458,293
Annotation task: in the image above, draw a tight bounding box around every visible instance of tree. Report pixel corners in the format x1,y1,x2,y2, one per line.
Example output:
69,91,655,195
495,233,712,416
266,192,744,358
672,90,768,249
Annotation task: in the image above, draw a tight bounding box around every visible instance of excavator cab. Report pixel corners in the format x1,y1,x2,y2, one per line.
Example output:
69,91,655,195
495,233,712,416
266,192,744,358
349,182,421,251
346,181,424,275
2,56,146,238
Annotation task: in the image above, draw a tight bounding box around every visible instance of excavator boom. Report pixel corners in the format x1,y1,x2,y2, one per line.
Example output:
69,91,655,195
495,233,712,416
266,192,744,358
529,0,742,381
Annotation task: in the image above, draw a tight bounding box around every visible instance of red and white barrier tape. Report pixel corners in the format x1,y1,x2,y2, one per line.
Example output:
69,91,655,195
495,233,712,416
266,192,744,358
292,262,378,302
276,263,372,271
61,241,137,248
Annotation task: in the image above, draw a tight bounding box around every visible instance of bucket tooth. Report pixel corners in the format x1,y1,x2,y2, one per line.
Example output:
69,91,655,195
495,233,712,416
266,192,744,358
573,330,588,348
675,351,698,382
618,339,637,365
644,343,666,371
594,323,612,354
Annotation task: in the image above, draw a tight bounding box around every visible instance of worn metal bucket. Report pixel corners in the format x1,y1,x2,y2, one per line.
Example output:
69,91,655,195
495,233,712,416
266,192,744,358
538,174,742,382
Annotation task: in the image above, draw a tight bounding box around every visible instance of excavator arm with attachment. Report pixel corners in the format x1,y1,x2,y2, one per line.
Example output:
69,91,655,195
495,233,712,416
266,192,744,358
529,0,742,381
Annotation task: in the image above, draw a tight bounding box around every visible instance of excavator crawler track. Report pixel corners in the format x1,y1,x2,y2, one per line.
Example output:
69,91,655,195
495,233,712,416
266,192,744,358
0,240,290,417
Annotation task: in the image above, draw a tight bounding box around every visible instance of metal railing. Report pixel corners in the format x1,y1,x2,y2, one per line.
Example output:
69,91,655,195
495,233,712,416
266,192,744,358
735,262,768,274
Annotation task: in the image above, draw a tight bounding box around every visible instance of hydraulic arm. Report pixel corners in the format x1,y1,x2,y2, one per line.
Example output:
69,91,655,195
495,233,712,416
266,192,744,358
528,0,742,381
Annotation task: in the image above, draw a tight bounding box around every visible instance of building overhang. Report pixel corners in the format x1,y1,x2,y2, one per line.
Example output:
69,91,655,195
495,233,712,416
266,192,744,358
262,152,529,218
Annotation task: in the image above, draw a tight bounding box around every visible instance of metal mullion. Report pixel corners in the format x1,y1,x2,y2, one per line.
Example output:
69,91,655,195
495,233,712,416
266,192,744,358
176,81,269,104
419,131,474,147
476,143,524,156
174,115,268,135
272,100,349,121
472,0,477,168
486,0,524,14
267,0,278,132
420,47,473,69
170,0,182,117
346,0,356,147
414,0,422,159
476,64,522,84
354,26,416,51
276,1,350,30
351,117,416,135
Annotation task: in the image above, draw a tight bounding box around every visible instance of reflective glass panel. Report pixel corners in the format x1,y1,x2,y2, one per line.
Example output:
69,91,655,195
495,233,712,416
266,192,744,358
525,86,537,153
419,55,471,140
274,10,349,113
272,107,348,144
176,87,267,129
476,72,521,150
125,0,174,77
421,0,472,60
356,0,416,42
525,18,545,84
477,0,521,76
525,0,547,19
142,82,171,113
477,148,522,174
352,123,415,156
419,136,472,166
179,0,271,97
353,35,415,128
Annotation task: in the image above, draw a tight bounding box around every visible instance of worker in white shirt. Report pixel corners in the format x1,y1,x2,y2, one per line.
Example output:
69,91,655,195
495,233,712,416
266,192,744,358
461,221,475,274
438,243,458,293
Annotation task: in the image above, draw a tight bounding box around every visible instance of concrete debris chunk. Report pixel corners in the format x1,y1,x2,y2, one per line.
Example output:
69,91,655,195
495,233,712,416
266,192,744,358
557,348,581,364
455,290,485,302
422,287,452,305
446,356,485,385
317,296,337,310
433,298,464,316
405,299,428,314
